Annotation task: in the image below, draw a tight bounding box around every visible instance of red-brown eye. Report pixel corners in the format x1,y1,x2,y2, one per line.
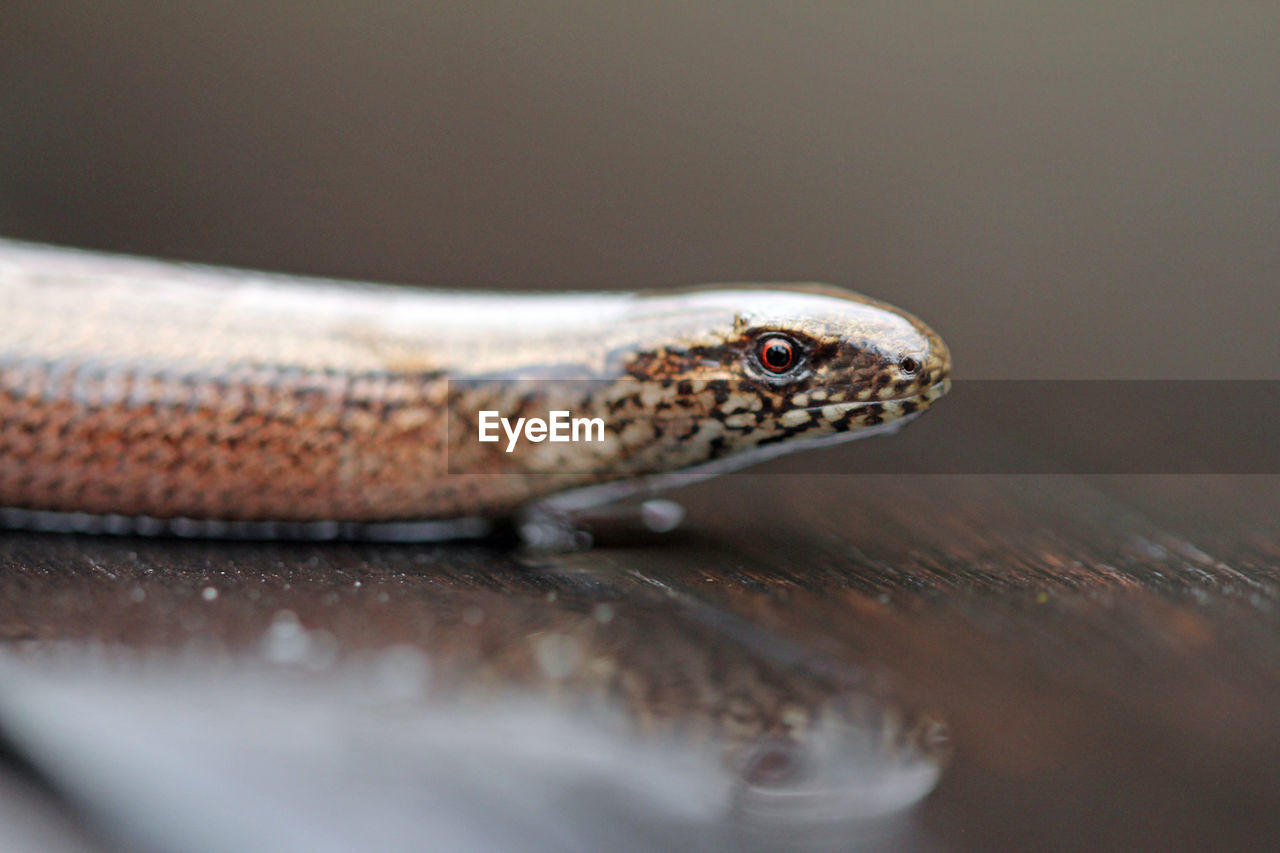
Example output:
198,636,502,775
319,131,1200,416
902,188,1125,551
757,336,796,373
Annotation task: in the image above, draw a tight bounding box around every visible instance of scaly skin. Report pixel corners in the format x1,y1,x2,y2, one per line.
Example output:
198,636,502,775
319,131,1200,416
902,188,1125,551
0,240,950,528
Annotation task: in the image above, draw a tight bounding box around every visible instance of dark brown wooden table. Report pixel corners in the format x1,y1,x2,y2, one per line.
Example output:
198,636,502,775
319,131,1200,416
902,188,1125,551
2,470,1277,851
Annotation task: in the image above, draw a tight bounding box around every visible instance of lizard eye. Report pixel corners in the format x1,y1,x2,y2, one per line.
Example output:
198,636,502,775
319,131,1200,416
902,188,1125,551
900,356,919,375
756,336,798,374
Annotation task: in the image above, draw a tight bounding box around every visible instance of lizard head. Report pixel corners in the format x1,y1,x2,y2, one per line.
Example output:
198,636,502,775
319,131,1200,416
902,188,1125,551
609,285,951,470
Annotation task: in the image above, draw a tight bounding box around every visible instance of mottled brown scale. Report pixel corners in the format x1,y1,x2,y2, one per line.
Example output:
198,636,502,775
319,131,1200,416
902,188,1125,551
0,241,951,528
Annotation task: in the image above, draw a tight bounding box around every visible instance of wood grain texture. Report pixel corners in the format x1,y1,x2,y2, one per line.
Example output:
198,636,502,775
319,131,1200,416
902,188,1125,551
2,474,1278,850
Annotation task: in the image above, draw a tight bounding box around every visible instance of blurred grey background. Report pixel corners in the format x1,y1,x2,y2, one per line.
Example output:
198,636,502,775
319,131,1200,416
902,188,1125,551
1,2,1277,379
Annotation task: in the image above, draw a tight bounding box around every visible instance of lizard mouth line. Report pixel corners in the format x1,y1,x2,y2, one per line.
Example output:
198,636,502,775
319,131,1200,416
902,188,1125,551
796,378,951,414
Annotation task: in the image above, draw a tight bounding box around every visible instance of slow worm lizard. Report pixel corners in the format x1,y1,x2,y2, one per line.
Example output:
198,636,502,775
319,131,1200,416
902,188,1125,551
0,240,950,538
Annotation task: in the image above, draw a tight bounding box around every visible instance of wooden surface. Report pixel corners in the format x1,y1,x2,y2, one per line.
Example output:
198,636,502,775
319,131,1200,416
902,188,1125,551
2,472,1278,851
